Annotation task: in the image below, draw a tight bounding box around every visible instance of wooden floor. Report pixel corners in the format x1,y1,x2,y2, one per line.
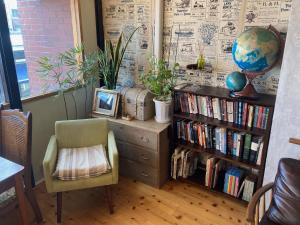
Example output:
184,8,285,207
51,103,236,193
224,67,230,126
1,176,249,225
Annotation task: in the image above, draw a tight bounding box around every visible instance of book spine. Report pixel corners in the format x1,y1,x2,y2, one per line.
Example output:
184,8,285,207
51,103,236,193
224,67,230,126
263,107,270,129
247,105,254,128
238,102,243,125
235,176,239,197
257,106,263,128
227,101,234,123
253,106,259,128
242,103,248,126
243,134,252,161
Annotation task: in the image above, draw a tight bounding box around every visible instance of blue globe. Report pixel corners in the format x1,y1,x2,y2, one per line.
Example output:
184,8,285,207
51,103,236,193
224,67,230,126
232,27,281,72
226,71,247,91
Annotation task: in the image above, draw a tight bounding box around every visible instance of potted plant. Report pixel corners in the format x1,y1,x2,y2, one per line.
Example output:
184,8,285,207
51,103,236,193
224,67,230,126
97,27,139,90
140,57,179,123
37,46,99,119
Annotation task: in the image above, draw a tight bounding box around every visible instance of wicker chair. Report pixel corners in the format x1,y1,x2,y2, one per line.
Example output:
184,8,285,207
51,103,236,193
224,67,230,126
0,109,43,224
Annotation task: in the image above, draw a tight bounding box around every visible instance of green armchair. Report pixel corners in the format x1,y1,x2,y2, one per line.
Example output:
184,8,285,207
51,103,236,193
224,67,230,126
43,118,118,223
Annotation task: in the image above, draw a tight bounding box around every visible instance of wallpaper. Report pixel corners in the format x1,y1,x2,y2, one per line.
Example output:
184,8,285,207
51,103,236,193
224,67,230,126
102,0,293,94
102,0,154,87
163,0,293,94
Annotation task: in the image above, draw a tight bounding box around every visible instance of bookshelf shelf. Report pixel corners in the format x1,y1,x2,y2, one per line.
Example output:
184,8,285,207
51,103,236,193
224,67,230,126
173,112,266,136
177,143,261,170
171,84,276,203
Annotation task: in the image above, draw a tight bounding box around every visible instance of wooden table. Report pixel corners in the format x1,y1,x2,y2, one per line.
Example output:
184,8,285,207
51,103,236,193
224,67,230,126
0,156,28,225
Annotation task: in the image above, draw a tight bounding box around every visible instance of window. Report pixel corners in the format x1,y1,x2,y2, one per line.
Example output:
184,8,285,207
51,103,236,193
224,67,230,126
3,0,79,99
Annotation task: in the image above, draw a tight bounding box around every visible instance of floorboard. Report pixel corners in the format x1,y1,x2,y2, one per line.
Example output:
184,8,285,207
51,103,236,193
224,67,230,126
0,176,249,225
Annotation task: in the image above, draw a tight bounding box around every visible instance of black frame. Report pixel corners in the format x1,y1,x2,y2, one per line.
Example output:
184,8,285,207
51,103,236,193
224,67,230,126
0,0,22,109
95,0,104,51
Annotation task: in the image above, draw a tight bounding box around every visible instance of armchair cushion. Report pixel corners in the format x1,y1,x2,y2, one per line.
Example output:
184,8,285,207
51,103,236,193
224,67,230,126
267,158,300,225
54,145,111,181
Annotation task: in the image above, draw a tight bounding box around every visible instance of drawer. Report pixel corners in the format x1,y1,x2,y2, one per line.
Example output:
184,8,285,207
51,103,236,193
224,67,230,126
119,157,158,187
109,121,158,150
116,140,157,168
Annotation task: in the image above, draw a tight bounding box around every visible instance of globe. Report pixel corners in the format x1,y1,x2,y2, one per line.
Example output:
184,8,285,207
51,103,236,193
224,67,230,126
226,71,247,92
232,27,281,72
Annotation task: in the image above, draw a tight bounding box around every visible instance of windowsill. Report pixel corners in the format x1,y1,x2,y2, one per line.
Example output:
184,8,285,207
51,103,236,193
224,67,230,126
21,86,82,104
2,86,88,108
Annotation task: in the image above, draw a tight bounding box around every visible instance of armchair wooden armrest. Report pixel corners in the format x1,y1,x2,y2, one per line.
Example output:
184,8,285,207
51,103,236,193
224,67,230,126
247,182,274,224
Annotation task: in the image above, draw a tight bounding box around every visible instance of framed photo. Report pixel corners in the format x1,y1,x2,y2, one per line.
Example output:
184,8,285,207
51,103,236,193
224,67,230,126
93,88,120,118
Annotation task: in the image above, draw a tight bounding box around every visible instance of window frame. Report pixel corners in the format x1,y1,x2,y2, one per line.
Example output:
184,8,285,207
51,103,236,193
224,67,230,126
0,0,84,107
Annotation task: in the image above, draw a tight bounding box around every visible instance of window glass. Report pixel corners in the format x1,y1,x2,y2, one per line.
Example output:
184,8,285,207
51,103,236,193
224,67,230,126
4,0,75,99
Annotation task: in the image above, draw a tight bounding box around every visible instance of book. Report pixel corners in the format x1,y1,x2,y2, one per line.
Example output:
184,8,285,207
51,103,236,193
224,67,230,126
237,180,245,198
236,132,245,158
243,133,252,161
227,101,234,123
247,105,254,128
249,136,262,163
242,176,256,202
213,160,224,188
238,102,243,125
256,142,264,165
253,106,259,128
242,102,248,126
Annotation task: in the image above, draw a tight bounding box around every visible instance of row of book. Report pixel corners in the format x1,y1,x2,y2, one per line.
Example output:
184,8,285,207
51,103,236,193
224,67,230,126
175,92,270,129
175,119,264,165
223,168,256,202
171,147,198,179
171,149,256,202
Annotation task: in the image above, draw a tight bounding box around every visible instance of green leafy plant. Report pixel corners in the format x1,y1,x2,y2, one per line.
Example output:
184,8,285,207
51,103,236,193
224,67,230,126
97,27,139,89
37,46,99,119
140,57,179,101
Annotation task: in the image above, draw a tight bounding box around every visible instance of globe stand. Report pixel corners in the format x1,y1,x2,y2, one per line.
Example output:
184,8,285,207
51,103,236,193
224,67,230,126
230,78,259,99
229,25,284,100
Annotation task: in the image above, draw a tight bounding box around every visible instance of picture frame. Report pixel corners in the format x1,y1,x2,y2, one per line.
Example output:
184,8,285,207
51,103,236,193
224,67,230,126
93,88,120,118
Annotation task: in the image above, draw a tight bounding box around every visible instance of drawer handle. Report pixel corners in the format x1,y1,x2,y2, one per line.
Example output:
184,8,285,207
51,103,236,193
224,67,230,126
140,136,149,143
141,172,149,177
141,155,150,160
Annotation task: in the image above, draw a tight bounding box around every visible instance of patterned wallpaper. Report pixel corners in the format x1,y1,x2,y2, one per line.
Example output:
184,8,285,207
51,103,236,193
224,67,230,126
102,0,293,94
102,0,154,87
163,0,293,94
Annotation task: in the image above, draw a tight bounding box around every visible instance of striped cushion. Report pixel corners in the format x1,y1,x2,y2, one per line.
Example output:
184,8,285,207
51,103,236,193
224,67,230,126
53,144,111,180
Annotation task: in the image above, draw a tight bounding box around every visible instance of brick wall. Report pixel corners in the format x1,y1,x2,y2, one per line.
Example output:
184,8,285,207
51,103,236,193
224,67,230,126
17,0,74,96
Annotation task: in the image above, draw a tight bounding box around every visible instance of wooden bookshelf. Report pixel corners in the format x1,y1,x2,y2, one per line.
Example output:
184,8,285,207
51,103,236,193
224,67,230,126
171,84,276,203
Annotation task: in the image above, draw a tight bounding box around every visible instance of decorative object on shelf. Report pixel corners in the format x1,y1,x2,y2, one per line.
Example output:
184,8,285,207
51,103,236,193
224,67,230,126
229,25,283,99
197,54,206,70
186,63,213,73
226,71,247,92
92,88,120,118
97,27,139,90
140,57,179,123
119,87,155,121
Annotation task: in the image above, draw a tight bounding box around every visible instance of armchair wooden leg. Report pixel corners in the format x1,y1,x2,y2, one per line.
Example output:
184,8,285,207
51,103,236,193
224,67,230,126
57,192,62,223
25,190,43,223
104,186,114,214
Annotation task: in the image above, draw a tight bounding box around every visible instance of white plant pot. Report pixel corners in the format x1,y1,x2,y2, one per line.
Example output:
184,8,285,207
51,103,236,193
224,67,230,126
153,98,172,123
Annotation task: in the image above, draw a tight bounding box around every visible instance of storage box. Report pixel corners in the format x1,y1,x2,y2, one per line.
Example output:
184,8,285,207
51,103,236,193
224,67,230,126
120,87,155,121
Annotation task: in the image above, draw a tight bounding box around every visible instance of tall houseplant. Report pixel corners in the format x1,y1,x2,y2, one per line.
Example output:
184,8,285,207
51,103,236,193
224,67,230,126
37,46,99,119
97,27,139,90
140,57,179,123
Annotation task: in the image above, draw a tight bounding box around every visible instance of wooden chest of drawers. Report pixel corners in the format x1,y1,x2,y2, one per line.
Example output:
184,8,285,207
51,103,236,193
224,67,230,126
108,118,170,188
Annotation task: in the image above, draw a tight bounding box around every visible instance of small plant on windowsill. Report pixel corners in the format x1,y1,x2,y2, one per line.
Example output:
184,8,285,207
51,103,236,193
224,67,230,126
140,57,179,123
37,46,99,120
